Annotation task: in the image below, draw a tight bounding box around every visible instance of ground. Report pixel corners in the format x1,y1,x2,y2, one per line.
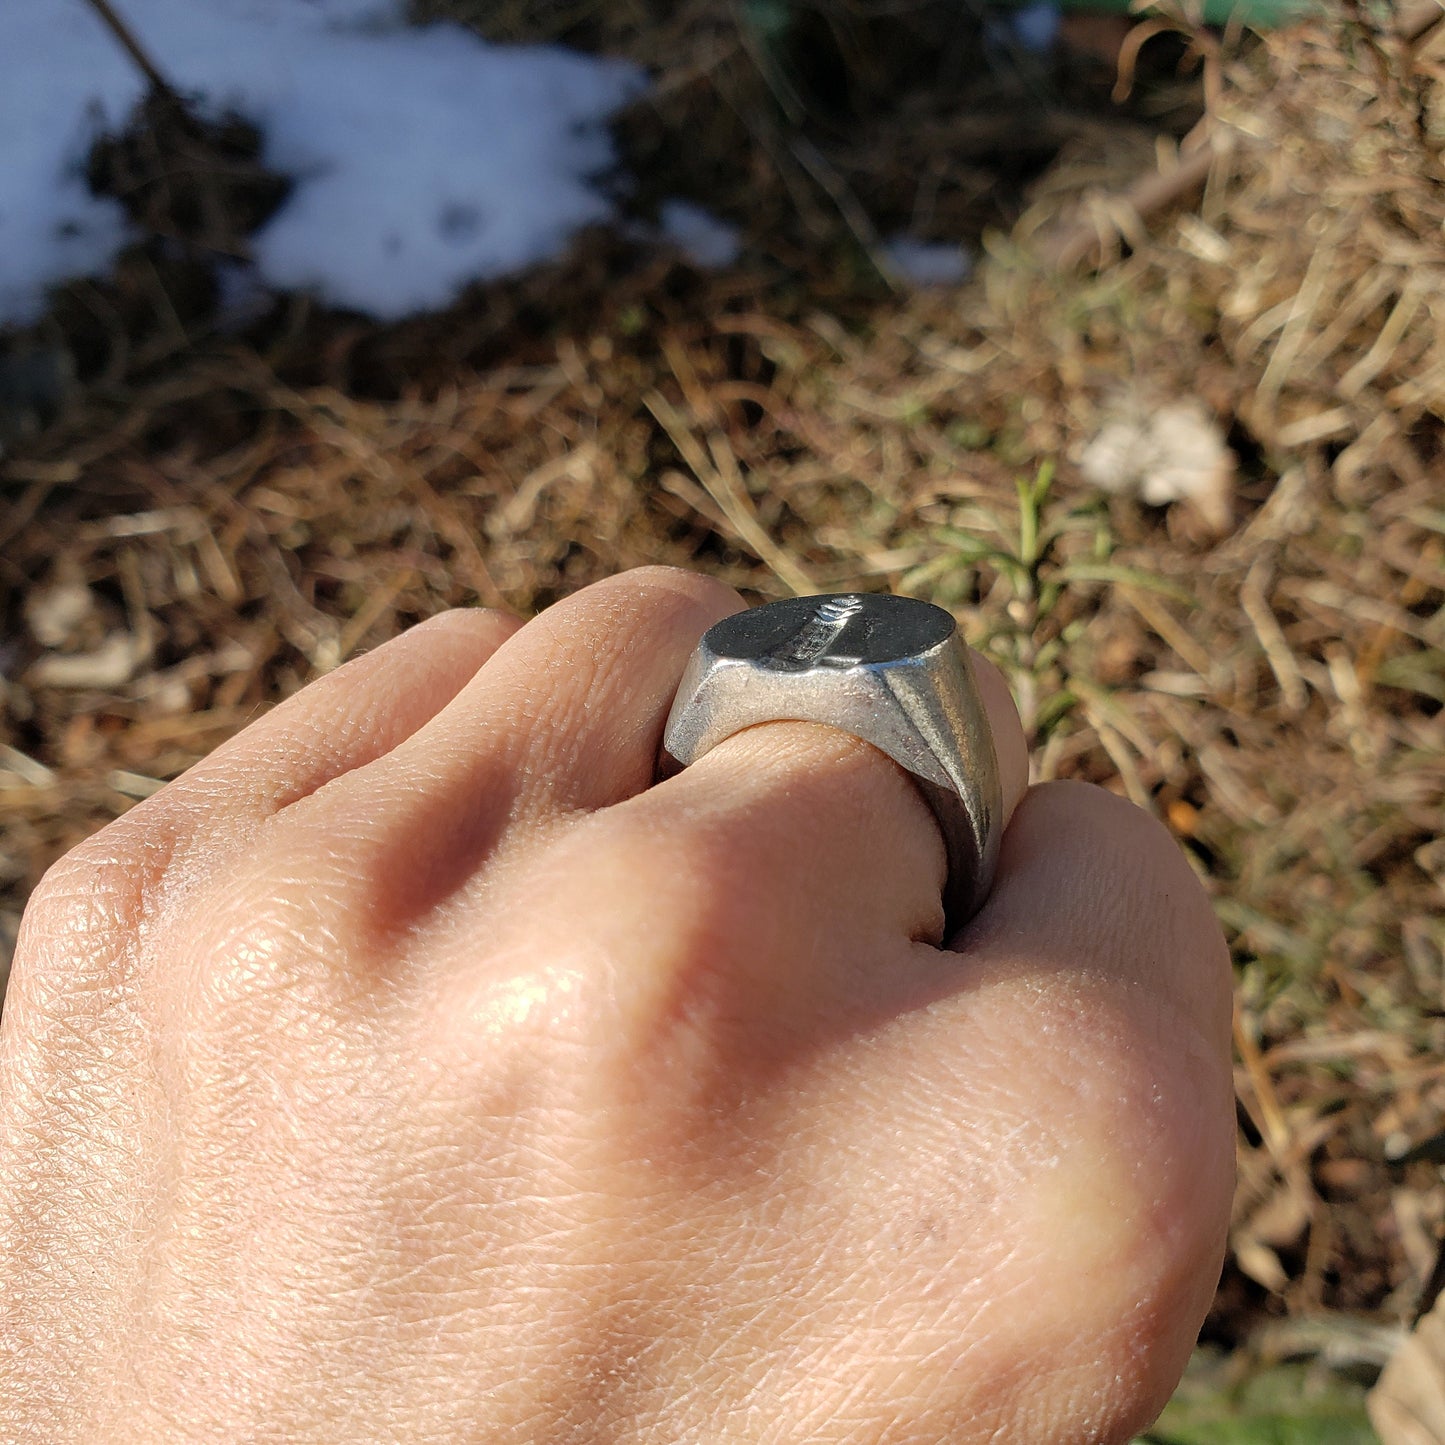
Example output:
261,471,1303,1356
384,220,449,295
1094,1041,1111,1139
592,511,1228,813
1,2,1442,1439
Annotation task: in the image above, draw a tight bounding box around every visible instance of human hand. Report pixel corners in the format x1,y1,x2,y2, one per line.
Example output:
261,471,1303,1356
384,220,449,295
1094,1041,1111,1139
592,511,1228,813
0,567,1233,1443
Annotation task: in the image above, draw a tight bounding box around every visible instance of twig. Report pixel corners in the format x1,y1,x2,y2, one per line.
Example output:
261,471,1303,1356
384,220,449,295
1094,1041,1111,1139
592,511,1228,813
787,135,902,292
82,0,183,104
731,7,900,289
1042,136,1219,270
1401,0,1445,46
1045,0,1444,272
643,387,814,597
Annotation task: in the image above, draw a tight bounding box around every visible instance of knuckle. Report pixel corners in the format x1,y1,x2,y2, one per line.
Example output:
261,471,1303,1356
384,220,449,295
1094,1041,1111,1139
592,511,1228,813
980,989,1232,1419
612,564,743,614
406,937,615,1143
429,953,598,1084
19,811,181,972
188,882,335,1015
5,814,185,1057
401,604,522,660
1050,778,1198,893
178,841,378,1028
13,796,274,1036
410,813,744,1110
558,813,757,1077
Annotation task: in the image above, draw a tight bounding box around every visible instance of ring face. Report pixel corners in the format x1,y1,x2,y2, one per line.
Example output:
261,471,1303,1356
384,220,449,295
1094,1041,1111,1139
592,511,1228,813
699,593,955,672
661,593,1003,935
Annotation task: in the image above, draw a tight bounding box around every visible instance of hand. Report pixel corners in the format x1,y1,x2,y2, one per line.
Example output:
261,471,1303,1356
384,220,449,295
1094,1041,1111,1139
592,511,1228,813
0,567,1233,1443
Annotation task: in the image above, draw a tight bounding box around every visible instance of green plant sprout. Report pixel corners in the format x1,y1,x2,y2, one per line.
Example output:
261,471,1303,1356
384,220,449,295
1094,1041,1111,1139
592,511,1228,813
905,460,1193,751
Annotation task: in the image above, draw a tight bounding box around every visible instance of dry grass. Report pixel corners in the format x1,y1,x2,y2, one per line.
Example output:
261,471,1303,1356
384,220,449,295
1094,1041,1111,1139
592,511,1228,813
1,0,1442,1399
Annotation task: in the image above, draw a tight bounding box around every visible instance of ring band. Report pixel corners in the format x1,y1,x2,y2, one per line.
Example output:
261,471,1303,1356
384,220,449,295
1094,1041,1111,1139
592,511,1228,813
659,593,1003,934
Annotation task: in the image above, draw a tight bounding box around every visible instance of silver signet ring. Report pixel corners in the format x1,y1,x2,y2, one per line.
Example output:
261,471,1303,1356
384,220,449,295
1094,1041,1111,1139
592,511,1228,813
660,593,1004,934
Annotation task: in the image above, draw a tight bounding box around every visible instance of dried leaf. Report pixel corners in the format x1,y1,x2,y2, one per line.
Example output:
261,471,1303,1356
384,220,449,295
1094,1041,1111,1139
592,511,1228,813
1079,395,1235,534
1371,1304,1445,1445
28,633,149,691
23,581,95,650
1233,1236,1291,1294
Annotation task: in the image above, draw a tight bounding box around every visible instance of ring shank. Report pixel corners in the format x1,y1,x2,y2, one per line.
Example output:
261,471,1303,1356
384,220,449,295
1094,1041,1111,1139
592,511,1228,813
660,614,1003,935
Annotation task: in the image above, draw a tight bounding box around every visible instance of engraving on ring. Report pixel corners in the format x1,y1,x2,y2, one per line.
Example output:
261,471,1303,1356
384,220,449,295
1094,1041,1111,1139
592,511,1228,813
764,596,865,669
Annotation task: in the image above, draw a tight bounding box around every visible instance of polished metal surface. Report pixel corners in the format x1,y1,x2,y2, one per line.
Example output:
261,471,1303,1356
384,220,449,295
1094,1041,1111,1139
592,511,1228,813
660,593,1003,934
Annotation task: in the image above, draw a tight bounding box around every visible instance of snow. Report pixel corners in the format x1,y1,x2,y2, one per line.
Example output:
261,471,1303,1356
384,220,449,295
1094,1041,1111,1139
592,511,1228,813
882,237,973,288
0,6,132,326
1007,1,1062,52
656,201,741,269
0,0,647,324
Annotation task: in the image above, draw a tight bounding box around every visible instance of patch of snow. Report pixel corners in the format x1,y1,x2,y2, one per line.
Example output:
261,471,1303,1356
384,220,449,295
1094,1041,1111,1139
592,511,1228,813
0,5,135,326
657,201,741,269
211,258,277,332
882,237,973,288
0,0,646,325
1007,1,1062,52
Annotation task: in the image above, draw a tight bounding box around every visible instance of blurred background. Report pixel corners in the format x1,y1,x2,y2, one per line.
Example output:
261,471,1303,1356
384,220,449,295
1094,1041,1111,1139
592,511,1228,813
1,1,1443,1438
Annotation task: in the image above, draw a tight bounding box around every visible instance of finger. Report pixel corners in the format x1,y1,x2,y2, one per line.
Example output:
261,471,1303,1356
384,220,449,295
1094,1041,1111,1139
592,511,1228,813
612,779,1233,1440
163,608,524,827
28,608,523,934
10,608,524,947
529,779,1229,1440
841,779,1235,1436
243,569,744,954
533,640,1028,1051
312,566,745,831
267,579,1016,973
653,638,1027,950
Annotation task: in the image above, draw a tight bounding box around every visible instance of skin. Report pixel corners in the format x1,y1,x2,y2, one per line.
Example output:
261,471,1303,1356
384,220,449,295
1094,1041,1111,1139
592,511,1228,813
0,566,1234,1444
